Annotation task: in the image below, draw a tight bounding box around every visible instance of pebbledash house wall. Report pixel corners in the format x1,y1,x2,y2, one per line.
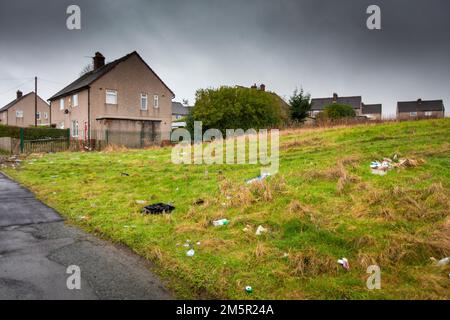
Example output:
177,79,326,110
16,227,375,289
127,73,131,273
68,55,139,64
50,54,173,142
397,110,445,120
0,93,50,127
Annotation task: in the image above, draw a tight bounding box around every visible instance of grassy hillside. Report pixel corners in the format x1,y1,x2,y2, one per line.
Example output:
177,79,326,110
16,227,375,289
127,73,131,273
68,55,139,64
4,119,450,299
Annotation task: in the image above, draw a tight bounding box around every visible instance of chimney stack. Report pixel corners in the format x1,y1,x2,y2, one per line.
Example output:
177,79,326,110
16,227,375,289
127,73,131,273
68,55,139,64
333,93,338,102
417,98,422,104
16,90,23,99
93,52,105,70
260,84,266,92
251,84,257,89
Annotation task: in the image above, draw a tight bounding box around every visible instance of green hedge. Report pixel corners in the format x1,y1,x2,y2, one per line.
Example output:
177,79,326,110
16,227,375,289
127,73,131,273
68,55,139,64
0,124,69,140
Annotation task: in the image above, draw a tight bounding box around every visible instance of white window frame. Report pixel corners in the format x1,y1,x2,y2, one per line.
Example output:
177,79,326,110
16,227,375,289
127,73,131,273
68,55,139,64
71,120,79,138
59,122,65,129
72,94,79,107
424,111,432,116
60,98,65,110
106,90,118,105
36,112,41,120
16,110,24,118
44,112,48,119
410,112,417,117
140,93,148,111
153,95,159,109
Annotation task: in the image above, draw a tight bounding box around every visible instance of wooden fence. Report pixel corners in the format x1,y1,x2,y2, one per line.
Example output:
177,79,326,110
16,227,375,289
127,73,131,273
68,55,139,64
22,137,72,154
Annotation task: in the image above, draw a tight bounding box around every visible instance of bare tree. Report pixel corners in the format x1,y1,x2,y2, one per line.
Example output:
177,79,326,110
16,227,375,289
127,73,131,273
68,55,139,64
79,64,93,77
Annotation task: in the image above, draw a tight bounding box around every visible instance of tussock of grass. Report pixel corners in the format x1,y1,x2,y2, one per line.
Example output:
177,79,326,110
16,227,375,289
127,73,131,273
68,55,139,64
4,119,450,299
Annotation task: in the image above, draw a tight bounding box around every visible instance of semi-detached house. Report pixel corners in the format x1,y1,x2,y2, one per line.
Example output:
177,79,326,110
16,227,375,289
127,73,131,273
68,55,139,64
48,51,174,146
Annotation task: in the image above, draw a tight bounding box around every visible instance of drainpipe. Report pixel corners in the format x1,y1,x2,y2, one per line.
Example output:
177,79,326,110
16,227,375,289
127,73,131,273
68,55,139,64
88,87,91,148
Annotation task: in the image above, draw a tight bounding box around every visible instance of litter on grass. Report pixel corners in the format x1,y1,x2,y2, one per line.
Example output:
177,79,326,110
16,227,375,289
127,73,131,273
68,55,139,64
186,249,195,257
245,286,253,294
135,200,146,205
337,258,350,270
255,225,268,236
194,199,205,206
246,172,272,184
370,156,424,175
213,219,230,227
431,257,450,266
142,203,175,215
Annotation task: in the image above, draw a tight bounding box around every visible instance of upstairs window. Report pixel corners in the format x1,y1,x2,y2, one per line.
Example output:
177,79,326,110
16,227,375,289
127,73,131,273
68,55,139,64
425,111,432,116
36,112,41,120
153,95,159,109
106,90,118,105
60,99,65,110
44,112,48,119
410,112,417,117
16,110,24,118
141,94,148,111
73,94,79,107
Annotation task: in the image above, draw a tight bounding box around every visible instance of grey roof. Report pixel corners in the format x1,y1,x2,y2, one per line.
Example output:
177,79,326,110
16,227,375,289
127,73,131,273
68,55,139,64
0,92,48,112
49,51,174,101
397,100,444,113
311,96,362,110
172,102,192,116
362,104,382,115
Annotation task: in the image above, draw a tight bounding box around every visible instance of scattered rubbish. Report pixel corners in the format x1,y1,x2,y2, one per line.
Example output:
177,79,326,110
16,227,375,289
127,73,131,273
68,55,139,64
282,253,289,258
246,172,272,184
194,199,205,206
183,243,190,248
121,172,130,176
337,258,350,270
243,225,252,232
370,156,424,175
196,242,201,246
431,257,450,266
245,286,253,294
213,219,230,227
186,249,195,257
255,225,268,236
135,200,146,205
142,203,175,215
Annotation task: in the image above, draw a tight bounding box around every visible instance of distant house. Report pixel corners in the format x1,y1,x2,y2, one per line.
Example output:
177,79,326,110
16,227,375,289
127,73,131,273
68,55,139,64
172,102,192,121
0,91,50,127
397,99,445,120
48,51,175,145
362,104,382,120
310,93,382,120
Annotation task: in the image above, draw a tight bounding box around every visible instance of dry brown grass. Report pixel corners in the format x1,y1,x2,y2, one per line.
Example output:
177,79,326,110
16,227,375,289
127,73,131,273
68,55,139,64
102,144,129,153
288,248,338,277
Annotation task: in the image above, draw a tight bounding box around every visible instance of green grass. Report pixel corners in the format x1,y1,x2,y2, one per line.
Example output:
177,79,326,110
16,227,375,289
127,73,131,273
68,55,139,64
4,119,450,299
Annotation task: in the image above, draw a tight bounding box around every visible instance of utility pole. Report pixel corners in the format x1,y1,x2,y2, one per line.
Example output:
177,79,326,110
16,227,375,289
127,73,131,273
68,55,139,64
34,76,38,127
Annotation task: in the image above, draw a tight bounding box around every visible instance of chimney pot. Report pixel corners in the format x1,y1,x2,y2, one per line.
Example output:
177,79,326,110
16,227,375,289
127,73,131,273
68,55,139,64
16,90,23,99
333,93,338,102
251,84,257,89
93,52,105,70
417,98,422,104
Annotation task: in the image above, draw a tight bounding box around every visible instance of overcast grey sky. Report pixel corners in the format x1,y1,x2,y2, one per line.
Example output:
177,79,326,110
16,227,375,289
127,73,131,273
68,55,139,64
0,0,449,117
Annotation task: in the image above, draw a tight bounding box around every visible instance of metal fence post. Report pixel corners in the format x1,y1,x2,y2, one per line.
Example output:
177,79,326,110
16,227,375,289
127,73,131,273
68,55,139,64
105,129,109,145
20,128,24,153
66,129,70,149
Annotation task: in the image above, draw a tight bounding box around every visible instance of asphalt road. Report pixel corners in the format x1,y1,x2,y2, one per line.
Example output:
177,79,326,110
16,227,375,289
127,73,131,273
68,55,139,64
0,173,171,300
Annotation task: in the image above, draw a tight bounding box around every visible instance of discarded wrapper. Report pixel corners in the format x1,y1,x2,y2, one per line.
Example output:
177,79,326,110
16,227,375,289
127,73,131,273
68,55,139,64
255,225,268,236
337,258,350,270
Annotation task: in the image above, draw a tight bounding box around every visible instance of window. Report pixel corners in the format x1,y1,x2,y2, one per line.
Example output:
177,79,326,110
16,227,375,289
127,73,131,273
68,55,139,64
44,112,48,119
425,111,432,116
36,112,41,120
141,94,148,110
410,112,417,117
60,99,65,110
71,120,79,138
16,110,23,118
153,95,159,109
59,122,65,129
106,90,118,104
73,94,79,107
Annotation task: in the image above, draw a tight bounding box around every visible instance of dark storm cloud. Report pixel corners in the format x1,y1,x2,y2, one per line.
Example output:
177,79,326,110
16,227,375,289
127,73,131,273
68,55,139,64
0,0,449,116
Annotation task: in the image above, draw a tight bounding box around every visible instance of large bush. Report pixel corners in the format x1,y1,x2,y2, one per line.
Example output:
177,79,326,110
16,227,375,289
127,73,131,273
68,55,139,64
289,88,311,123
320,104,356,120
187,86,288,133
0,124,69,140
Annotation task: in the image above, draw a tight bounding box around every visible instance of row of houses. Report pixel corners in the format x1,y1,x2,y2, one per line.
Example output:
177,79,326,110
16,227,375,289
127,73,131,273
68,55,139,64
310,93,445,120
0,51,447,143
